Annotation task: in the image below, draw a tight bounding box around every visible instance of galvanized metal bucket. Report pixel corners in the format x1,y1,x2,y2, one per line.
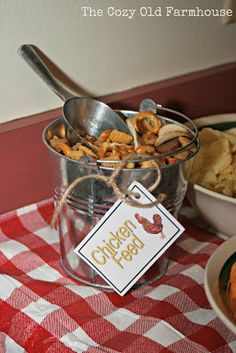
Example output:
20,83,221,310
43,108,199,289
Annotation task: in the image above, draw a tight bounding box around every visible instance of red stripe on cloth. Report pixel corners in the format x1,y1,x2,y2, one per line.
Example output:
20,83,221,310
25,279,62,298
166,314,202,338
106,291,136,308
124,296,162,316
32,244,60,262
0,258,26,277
124,336,173,353
24,325,61,353
83,319,120,345
161,274,199,292
37,199,55,225
104,331,139,351
0,300,18,332
63,299,101,325
189,326,228,351
146,301,181,320
170,246,210,267
0,301,40,349
1,216,30,238
182,284,209,308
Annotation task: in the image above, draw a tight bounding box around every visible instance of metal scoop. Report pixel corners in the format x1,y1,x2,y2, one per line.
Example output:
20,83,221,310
18,45,130,139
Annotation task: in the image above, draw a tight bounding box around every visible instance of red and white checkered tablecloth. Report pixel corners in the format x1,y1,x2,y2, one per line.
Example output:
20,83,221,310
0,198,235,353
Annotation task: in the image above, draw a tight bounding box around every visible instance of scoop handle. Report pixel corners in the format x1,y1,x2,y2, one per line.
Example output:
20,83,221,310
18,44,74,101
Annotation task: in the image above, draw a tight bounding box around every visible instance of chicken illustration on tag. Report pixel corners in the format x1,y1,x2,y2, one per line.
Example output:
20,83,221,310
135,213,165,238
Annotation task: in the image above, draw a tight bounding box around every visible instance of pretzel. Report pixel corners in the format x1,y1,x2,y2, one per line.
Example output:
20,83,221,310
72,142,82,151
133,112,161,134
98,130,112,142
178,136,196,153
141,131,157,145
113,144,135,157
174,151,189,160
97,142,112,159
50,136,71,156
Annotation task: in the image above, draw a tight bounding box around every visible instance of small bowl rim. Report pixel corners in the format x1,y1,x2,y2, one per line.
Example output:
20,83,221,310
192,184,236,205
193,113,236,128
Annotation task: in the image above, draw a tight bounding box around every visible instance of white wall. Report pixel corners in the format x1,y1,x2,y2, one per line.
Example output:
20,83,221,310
0,0,236,123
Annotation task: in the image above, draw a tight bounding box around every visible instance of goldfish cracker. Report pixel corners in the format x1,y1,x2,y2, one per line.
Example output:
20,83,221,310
229,262,236,320
125,162,135,169
140,160,153,168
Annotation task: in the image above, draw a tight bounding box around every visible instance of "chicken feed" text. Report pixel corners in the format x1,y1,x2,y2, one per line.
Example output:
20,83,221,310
90,219,144,269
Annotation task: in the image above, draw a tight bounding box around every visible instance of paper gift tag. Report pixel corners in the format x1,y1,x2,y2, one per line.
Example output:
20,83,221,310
74,181,185,295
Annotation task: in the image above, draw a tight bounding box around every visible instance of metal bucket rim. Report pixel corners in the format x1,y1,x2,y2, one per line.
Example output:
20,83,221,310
42,109,199,170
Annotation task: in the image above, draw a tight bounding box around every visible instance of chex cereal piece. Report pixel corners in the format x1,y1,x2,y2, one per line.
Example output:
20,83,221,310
67,150,84,160
79,146,97,158
109,130,133,144
100,154,120,168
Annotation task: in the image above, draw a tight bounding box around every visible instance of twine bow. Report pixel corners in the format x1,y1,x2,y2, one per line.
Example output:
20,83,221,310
51,153,166,228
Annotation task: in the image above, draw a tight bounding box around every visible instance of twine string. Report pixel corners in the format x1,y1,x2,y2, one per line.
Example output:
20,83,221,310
51,153,166,228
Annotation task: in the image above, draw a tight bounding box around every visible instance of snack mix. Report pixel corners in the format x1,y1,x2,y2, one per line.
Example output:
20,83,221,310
50,111,196,169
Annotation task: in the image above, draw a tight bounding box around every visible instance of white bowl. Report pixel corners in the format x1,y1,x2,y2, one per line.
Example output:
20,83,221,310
188,184,236,237
204,236,236,334
187,113,236,237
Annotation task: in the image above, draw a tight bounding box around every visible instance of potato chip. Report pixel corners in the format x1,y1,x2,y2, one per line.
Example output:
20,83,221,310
207,138,232,174
223,132,236,147
198,128,223,144
189,127,236,198
195,170,218,187
226,127,236,136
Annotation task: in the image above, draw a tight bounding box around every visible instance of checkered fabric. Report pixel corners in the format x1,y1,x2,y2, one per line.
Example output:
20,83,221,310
0,198,235,353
